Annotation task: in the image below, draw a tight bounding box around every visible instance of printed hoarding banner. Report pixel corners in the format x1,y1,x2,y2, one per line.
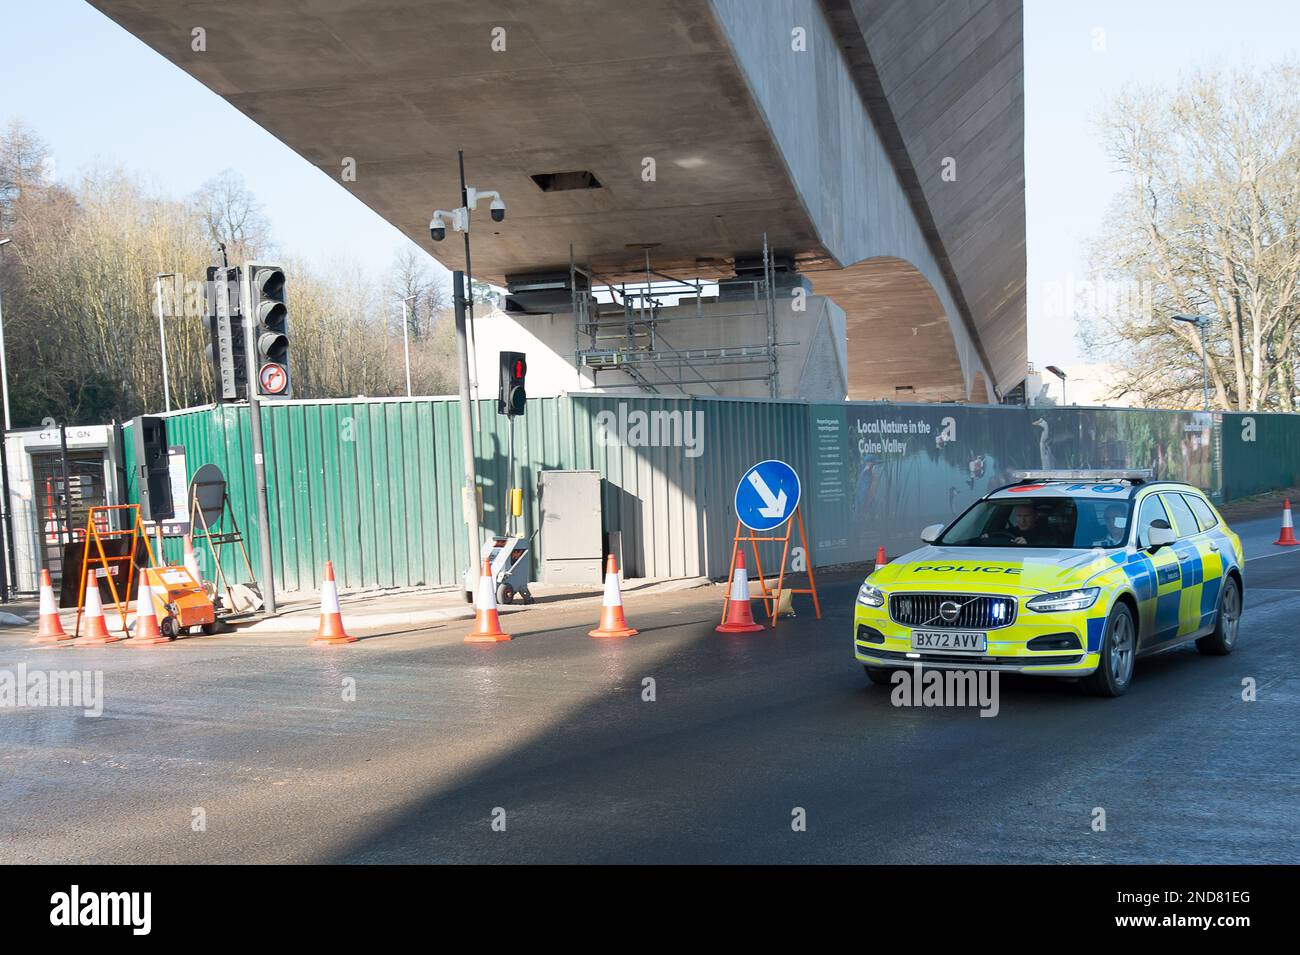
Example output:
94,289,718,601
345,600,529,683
807,404,1214,565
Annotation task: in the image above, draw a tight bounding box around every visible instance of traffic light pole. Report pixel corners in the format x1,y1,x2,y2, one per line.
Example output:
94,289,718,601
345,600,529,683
243,267,277,615
454,271,481,594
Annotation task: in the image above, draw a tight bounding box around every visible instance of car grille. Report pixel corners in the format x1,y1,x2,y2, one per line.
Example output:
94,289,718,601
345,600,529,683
888,593,1018,630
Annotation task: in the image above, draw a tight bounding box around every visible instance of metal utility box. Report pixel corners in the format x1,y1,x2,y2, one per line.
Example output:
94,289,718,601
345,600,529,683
537,470,603,584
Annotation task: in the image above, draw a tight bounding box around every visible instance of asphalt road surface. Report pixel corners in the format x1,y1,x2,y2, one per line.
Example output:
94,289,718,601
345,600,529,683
1,530,1297,864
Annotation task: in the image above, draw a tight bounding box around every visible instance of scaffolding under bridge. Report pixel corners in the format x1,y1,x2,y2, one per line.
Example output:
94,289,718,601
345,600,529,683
569,242,792,398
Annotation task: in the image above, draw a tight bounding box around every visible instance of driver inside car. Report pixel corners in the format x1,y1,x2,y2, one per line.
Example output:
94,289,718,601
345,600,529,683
1003,502,1054,546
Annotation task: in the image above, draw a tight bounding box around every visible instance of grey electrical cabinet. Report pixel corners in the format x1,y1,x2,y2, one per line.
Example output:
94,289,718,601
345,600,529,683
538,470,603,584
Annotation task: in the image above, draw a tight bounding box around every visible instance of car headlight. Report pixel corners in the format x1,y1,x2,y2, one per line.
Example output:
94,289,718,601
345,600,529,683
1026,587,1100,613
856,582,885,608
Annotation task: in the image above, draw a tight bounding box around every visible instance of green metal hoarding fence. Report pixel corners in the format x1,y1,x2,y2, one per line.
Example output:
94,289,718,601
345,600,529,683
1219,412,1300,501
122,396,1298,594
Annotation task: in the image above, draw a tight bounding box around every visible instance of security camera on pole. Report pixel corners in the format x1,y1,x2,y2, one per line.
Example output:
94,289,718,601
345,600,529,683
428,153,506,602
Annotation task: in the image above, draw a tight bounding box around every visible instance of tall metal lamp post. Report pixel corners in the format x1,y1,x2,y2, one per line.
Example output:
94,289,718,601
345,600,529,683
0,237,13,430
154,271,179,412
1171,313,1211,411
1045,365,1068,406
398,293,418,397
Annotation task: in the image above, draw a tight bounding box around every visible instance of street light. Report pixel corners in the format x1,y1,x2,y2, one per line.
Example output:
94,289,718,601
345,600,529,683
154,272,179,412
1171,314,1211,411
397,294,417,397
0,237,12,430
1045,365,1067,406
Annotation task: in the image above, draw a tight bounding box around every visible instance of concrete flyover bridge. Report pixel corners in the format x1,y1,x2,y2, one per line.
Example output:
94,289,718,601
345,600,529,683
89,0,1026,402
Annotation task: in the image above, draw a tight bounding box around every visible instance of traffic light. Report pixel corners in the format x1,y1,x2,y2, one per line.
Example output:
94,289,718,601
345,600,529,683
246,263,291,398
204,265,247,401
499,351,527,416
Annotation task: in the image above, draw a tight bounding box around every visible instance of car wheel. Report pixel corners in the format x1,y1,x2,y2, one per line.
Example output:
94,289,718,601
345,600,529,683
864,665,899,686
1081,602,1136,698
1196,575,1241,656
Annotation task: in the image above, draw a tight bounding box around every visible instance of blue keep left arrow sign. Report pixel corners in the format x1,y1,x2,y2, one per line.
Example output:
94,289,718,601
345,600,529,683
734,459,801,532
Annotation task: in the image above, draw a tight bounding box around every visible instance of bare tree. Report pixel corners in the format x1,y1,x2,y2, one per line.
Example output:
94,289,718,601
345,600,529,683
1080,63,1300,411
388,244,450,339
193,169,271,263
0,119,50,230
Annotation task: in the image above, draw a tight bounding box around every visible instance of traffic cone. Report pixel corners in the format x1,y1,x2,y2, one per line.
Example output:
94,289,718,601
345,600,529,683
74,574,120,645
1274,499,1299,546
874,546,888,570
716,550,764,633
466,559,511,643
309,561,357,645
123,573,169,647
30,569,70,644
183,533,203,583
589,554,637,638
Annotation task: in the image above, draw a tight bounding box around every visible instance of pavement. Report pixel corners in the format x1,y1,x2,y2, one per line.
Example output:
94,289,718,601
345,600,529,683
0,520,1296,864
0,574,713,635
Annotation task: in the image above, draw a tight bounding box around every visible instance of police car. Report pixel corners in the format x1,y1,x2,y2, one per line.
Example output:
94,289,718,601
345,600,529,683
853,471,1244,696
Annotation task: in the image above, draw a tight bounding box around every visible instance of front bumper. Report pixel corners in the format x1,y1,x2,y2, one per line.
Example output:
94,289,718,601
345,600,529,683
853,602,1101,675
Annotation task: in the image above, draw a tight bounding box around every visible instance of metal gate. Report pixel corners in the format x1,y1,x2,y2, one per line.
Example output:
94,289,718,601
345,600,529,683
30,450,109,584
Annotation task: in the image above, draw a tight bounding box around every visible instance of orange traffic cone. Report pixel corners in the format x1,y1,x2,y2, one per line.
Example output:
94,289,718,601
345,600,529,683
466,559,511,643
183,533,203,583
30,569,70,644
309,561,357,645
589,554,637,638
123,572,169,647
74,574,120,645
1274,499,1299,546
716,549,764,633
874,545,888,570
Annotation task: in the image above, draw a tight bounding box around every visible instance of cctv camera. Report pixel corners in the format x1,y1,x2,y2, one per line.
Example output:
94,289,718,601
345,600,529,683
429,213,446,242
489,197,506,223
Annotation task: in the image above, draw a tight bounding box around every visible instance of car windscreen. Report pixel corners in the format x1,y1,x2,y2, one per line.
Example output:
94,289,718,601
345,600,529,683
938,496,1134,549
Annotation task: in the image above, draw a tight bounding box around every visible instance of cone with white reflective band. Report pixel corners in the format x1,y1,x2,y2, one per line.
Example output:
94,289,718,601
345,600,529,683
874,545,888,570
183,533,203,583
1274,499,1298,546
466,559,511,643
74,573,120,645
310,561,357,645
716,549,764,633
31,569,70,644
123,572,169,647
589,554,637,638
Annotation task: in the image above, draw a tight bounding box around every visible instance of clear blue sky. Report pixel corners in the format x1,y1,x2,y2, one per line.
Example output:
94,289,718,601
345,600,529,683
3,0,1297,369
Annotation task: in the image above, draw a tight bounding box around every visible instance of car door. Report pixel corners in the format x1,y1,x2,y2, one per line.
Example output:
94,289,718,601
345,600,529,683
1133,492,1182,647
1182,491,1228,634
1158,491,1207,641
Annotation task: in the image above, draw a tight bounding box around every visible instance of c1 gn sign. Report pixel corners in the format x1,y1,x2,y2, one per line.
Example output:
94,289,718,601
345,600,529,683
734,459,801,532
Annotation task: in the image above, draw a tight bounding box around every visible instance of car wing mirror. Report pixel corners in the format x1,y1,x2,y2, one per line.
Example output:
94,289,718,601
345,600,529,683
1146,523,1176,550
920,523,944,544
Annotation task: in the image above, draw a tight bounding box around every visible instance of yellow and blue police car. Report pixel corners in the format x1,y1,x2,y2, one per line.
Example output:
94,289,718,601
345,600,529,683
854,471,1244,696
